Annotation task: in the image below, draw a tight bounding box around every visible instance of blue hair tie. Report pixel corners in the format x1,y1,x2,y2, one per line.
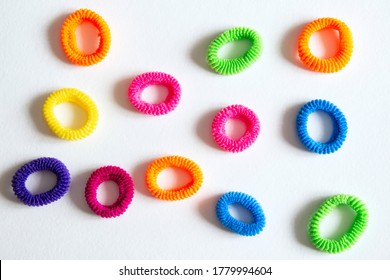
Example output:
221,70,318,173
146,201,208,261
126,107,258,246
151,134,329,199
216,192,266,236
296,99,347,154
12,157,71,206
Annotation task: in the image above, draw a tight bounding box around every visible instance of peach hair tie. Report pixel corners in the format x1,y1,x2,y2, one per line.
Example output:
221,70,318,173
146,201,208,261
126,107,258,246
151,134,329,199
60,9,111,66
298,18,353,73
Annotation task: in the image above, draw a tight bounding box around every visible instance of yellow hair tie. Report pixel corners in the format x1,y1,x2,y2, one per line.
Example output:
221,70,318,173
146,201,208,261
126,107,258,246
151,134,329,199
61,9,111,66
145,156,203,201
43,88,99,141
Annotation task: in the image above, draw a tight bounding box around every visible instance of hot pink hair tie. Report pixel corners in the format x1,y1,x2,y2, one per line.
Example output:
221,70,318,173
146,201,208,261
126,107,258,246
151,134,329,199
212,104,260,153
85,166,134,218
128,72,181,115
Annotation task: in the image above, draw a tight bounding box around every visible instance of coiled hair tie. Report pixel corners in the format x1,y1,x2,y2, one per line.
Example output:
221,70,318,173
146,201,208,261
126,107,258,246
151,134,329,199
43,88,99,141
61,8,111,66
212,104,260,153
207,27,262,75
85,166,135,218
298,18,353,73
12,157,71,206
145,156,203,200
296,99,347,154
308,194,368,254
128,72,181,116
216,192,266,236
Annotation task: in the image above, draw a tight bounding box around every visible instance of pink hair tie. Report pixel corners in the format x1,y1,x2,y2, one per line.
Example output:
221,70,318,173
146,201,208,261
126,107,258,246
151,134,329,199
128,72,181,115
212,104,260,153
85,166,134,218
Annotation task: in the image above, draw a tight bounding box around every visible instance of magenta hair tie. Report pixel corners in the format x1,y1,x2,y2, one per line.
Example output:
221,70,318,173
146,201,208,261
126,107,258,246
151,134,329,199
85,166,135,218
128,72,181,115
212,104,260,153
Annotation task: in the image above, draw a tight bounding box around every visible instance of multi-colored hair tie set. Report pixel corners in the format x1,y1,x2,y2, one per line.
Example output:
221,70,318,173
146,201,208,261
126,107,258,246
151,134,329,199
9,8,368,254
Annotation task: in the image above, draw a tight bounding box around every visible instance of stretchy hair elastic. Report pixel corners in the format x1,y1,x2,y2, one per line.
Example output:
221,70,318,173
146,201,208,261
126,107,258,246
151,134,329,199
207,27,262,75
128,72,181,116
296,99,347,154
12,157,70,206
61,8,111,66
308,194,368,254
43,88,99,141
145,156,203,200
212,104,260,153
85,166,135,218
298,18,353,73
216,192,266,236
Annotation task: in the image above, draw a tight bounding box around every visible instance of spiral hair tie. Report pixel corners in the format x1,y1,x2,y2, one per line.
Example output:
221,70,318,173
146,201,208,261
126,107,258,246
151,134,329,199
43,88,99,141
298,18,353,73
61,8,111,66
12,157,71,206
145,156,203,200
85,166,135,218
128,72,181,116
308,194,368,254
296,99,347,154
216,192,266,236
212,104,260,153
207,27,262,75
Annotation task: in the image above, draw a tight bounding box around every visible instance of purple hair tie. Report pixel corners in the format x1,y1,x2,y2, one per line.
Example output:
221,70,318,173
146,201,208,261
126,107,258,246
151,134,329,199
12,157,71,206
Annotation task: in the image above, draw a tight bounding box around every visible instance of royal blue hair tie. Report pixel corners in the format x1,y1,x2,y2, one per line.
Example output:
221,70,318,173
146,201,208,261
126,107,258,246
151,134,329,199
12,157,71,206
296,99,347,154
216,191,266,236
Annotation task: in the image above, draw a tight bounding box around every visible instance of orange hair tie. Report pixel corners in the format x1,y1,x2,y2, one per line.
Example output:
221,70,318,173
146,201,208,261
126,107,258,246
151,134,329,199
60,9,111,66
145,156,203,201
298,18,353,73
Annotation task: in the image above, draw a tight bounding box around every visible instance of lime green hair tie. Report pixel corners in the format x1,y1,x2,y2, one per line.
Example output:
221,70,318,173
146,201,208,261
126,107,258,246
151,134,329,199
207,27,262,75
308,194,368,254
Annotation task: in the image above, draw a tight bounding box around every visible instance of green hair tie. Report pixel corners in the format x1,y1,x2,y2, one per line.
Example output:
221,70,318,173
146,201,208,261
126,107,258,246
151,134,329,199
207,27,262,75
308,194,368,254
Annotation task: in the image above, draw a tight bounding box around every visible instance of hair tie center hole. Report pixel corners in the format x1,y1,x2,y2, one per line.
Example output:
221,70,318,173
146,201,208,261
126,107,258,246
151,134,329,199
54,102,87,129
25,170,57,195
228,204,254,224
218,39,252,59
309,28,340,59
307,111,334,143
320,205,356,239
96,180,120,206
76,21,100,55
225,118,247,140
141,85,169,104
157,167,192,190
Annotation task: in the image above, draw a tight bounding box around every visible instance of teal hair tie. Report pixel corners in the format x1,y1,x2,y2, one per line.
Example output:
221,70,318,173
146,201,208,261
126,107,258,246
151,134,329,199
207,27,262,75
308,194,368,254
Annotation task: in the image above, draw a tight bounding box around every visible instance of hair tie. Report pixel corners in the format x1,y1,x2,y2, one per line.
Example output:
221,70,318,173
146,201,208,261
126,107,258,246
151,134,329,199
43,88,99,141
85,166,135,218
128,72,181,116
298,18,353,73
212,104,260,153
12,157,71,206
61,8,111,66
308,194,368,253
216,192,266,236
207,27,263,75
296,99,347,154
145,156,203,200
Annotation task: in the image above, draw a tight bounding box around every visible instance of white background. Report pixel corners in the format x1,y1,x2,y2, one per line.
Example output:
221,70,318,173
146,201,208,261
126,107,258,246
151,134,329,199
0,0,389,260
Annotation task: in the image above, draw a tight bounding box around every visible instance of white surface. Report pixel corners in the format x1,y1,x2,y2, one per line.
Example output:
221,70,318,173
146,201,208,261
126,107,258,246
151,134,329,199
0,0,389,260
